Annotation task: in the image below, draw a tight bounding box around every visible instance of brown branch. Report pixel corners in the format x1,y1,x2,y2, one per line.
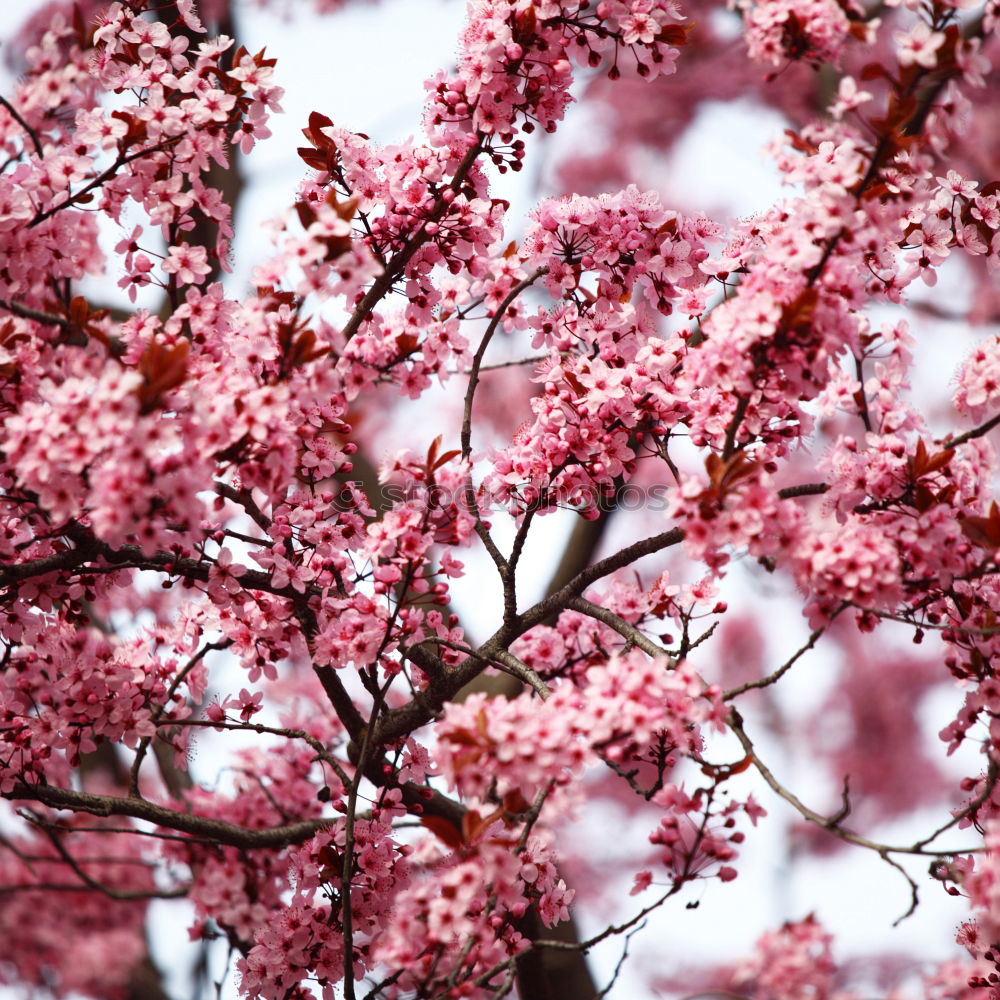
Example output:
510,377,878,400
371,526,686,746
536,886,679,954
0,297,72,329
2,529,293,605
214,481,273,533
724,621,831,699
727,707,977,859
567,596,672,661
0,94,44,158
5,783,327,850
338,141,483,345
913,758,1000,851
0,544,94,589
943,411,1000,449
32,820,187,901
0,881,180,897
492,648,550,698
721,394,749,460
776,482,830,500
517,526,686,633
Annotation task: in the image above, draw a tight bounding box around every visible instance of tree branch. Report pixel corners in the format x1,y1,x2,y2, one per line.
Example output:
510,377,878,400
5,783,328,850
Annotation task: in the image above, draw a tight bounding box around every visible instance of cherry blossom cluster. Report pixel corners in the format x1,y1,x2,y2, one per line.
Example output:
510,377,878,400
730,915,838,1000
720,914,1000,1000
678,42,996,458
239,806,410,999
291,118,499,288
370,835,569,999
1,2,282,313
0,819,154,998
955,822,1000,996
483,319,696,517
665,456,799,572
635,781,765,890
1,612,209,790
523,185,715,313
1,0,999,996
436,652,723,804
425,0,691,145
903,173,1000,287
737,0,871,70
5,358,206,553
955,336,1000,421
794,520,904,623
238,797,569,998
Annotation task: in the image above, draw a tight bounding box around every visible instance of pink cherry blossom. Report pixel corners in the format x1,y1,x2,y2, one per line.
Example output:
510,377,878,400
0,0,998,997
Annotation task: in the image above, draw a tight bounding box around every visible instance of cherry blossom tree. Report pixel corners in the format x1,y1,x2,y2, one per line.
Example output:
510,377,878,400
1,0,1000,998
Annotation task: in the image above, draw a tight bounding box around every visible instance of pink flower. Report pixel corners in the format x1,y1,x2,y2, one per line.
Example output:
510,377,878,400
895,20,945,68
225,689,263,723
162,243,211,285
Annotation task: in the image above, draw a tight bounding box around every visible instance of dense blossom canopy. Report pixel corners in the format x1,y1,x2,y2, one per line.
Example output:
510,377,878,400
1,0,1000,998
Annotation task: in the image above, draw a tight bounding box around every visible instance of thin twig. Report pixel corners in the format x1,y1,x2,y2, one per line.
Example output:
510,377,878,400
913,758,1000,851
594,920,646,1000
5,782,328,850
460,266,548,584
724,622,830,699
493,649,550,699
341,670,397,1000
942,411,1000,449
536,886,679,953
0,94,44,158
129,639,233,797
168,717,352,790
882,850,920,926
567,596,672,661
19,822,219,846
31,819,187,901
0,298,70,328
466,353,550,372
727,708,979,859
29,137,183,228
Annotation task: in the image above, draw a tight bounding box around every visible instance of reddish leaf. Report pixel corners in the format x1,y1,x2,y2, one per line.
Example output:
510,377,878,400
462,806,503,845
502,789,532,814
294,200,317,229
909,438,954,482
136,339,191,413
961,503,1000,552
658,22,693,46
427,434,442,469
433,449,461,471
420,815,464,851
